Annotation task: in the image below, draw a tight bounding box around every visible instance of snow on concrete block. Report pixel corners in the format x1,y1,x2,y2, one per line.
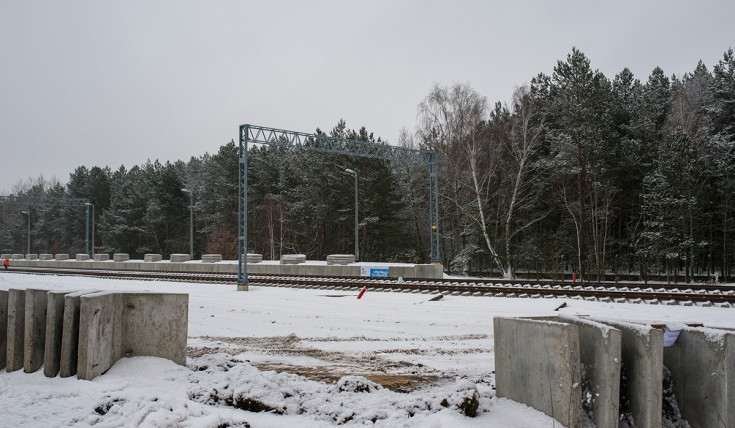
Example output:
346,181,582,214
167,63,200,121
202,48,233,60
24,289,49,373
6,289,26,371
663,326,735,428
113,253,129,262
591,318,663,428
144,254,162,262
170,254,190,263
75,254,90,261
494,316,583,428
94,254,110,261
0,290,7,369
39,254,54,261
55,254,70,260
44,290,75,377
202,254,223,263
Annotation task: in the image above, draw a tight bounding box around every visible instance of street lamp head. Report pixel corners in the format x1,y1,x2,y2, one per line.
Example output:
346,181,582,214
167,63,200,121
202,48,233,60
21,211,28,215
344,168,356,175
181,188,190,193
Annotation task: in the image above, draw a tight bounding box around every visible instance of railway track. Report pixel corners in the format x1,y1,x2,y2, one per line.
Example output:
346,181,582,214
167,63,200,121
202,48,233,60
4,266,734,307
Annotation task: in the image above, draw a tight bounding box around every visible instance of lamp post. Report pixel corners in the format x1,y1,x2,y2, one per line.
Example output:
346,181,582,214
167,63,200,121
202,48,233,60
86,203,95,258
344,169,359,261
21,211,30,255
182,188,193,258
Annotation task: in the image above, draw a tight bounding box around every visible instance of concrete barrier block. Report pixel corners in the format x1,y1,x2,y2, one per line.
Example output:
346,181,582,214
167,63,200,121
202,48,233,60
39,254,54,261
11,254,24,260
663,326,735,427
415,263,444,279
77,291,188,380
75,254,90,261
77,292,123,380
24,289,49,373
327,254,355,265
246,253,262,263
121,293,188,365
202,254,222,263
494,316,583,428
59,290,99,378
6,289,26,371
144,254,162,262
593,318,663,428
280,254,306,264
0,290,7,368
170,254,190,263
560,315,622,428
94,254,110,261
26,254,39,260
44,291,75,377
0,253,10,260
55,254,70,260
113,253,129,262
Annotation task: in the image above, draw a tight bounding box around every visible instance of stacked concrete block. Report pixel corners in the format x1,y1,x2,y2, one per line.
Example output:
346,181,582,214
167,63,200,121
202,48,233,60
280,254,306,264
11,254,24,260
170,254,190,263
39,254,54,261
663,327,735,427
2,288,188,381
327,254,355,265
26,254,39,260
247,253,262,263
6,289,26,371
0,253,10,260
144,254,162,262
113,253,129,262
494,317,583,428
55,254,70,260
94,254,110,261
202,254,223,263
75,254,90,261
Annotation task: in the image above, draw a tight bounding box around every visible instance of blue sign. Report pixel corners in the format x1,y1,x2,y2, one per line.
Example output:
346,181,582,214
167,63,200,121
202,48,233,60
361,267,389,277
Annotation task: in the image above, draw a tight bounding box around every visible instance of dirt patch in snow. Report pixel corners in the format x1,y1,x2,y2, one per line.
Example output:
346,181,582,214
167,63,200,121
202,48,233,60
188,333,489,392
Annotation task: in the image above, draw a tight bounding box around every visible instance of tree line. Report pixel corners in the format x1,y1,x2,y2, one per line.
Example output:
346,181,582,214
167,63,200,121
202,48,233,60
1,48,734,282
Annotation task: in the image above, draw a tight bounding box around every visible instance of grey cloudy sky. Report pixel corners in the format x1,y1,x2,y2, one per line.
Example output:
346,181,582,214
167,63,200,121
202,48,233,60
1,1,733,194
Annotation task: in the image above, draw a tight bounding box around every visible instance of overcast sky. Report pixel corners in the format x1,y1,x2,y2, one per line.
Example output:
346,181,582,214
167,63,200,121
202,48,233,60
1,1,733,194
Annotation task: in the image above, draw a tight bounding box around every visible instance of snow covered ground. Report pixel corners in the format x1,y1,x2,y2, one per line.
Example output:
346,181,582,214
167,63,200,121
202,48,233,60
1,272,733,427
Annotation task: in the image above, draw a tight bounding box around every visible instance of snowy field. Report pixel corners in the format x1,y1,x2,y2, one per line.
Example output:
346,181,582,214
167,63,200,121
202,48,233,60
1,272,734,427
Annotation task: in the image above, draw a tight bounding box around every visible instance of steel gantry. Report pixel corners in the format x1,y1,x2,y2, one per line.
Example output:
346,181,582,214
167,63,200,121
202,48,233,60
0,195,93,254
238,124,440,289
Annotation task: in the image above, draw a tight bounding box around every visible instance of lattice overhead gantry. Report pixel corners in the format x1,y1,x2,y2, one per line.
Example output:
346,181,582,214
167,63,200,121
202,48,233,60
238,124,440,289
0,195,93,254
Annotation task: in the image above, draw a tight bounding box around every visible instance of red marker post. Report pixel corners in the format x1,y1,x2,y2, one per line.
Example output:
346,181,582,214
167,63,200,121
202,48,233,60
357,286,368,299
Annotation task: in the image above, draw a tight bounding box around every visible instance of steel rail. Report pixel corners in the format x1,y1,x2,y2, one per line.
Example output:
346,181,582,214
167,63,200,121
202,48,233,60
3,266,733,306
